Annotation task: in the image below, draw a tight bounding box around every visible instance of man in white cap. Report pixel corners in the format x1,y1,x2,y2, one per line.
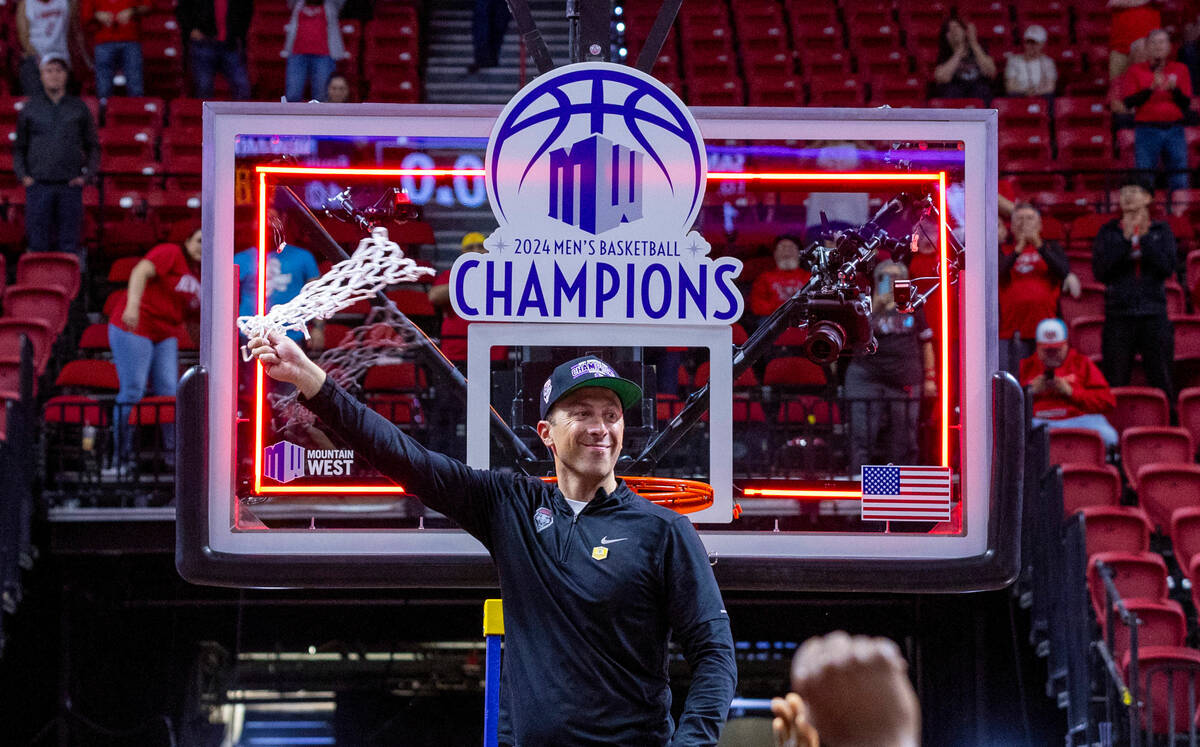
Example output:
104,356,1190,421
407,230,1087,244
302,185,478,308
1005,24,1058,96
1018,318,1119,446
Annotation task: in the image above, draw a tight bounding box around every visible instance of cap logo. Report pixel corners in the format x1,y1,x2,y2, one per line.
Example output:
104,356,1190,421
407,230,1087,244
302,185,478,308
570,359,616,379
542,378,553,402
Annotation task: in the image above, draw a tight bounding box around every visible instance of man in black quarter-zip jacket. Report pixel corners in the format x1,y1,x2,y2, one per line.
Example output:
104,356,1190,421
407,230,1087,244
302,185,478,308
247,333,737,746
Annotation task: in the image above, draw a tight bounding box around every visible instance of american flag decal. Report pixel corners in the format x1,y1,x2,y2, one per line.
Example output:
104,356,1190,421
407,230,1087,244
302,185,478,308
860,465,953,522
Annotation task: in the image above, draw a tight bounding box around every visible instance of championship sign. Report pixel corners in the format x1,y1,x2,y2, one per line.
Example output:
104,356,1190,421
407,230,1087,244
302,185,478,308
450,62,744,325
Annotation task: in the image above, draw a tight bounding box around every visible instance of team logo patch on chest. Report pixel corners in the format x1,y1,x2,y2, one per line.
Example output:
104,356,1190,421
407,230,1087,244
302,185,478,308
591,546,609,560
533,507,554,533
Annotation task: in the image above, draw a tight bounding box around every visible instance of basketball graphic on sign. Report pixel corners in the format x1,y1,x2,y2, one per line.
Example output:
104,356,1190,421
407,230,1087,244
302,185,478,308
485,62,707,239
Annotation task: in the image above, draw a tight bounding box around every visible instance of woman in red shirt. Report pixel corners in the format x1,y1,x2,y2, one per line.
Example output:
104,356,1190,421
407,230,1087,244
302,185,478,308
999,204,1073,359
108,223,201,473
282,0,346,102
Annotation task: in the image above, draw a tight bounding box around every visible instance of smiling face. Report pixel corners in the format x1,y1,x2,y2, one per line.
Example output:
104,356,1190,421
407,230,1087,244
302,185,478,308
537,387,625,485
774,238,800,270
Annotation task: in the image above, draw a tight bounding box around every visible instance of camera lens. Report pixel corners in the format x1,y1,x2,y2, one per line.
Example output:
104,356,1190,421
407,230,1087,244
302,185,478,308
804,321,846,364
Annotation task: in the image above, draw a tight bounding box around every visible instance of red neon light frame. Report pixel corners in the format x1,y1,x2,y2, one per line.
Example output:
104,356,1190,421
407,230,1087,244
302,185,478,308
249,165,952,500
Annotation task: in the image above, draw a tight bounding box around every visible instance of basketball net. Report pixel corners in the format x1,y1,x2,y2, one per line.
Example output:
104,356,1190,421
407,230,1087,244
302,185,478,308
269,305,425,430
237,226,434,355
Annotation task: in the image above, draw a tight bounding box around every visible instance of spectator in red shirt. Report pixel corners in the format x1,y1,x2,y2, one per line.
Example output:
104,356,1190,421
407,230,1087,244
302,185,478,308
999,203,1076,361
1119,28,1194,196
108,223,202,473
1019,318,1119,446
749,235,810,318
83,0,146,98
283,0,346,102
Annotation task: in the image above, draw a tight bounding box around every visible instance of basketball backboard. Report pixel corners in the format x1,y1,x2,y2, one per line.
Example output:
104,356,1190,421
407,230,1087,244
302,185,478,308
179,77,1017,591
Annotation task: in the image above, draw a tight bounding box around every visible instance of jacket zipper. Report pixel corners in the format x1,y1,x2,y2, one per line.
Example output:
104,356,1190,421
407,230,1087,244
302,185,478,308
559,510,581,564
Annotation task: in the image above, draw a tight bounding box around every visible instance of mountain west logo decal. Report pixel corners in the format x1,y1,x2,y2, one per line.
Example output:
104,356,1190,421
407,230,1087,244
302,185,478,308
264,441,354,483
450,62,743,326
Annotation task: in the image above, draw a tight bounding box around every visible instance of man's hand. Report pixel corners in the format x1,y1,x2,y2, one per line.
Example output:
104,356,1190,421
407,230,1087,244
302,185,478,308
121,303,139,331
1063,273,1082,299
21,176,34,188
115,7,134,24
966,22,978,44
1028,376,1047,395
788,632,920,747
68,176,86,187
1121,214,1148,240
1052,376,1073,398
247,331,326,398
771,692,819,747
95,10,114,25
190,28,205,41
1154,71,1167,90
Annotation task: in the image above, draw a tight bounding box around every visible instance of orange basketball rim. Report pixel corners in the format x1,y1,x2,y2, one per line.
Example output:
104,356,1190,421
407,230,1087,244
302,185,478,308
540,476,714,513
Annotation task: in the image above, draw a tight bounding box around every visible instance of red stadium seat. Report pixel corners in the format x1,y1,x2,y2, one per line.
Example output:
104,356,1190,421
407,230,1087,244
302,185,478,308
798,49,852,77
1139,464,1200,531
1087,551,1169,619
107,256,141,285
1179,388,1200,452
366,393,423,425
127,395,175,425
1121,427,1194,491
762,356,826,388
1125,646,1200,738
0,318,53,372
161,128,203,177
42,394,108,426
54,359,119,391
1049,428,1107,467
996,96,1051,130
999,131,1052,162
1170,506,1200,573
1053,96,1111,132
16,251,80,298
168,98,203,130
1172,316,1200,367
78,323,110,354
1061,463,1122,514
1112,387,1171,434
806,74,865,107
1109,601,1187,666
362,363,428,391
1068,316,1104,361
102,97,165,131
1056,128,1114,169
1080,506,1151,556
1058,282,1105,324
385,289,436,318
731,322,748,346
1068,213,1113,249
3,285,70,335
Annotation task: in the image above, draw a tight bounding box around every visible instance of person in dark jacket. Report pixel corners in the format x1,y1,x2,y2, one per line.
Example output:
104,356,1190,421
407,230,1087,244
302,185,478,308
12,54,99,255
1092,174,1177,399
245,337,738,745
176,0,252,99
